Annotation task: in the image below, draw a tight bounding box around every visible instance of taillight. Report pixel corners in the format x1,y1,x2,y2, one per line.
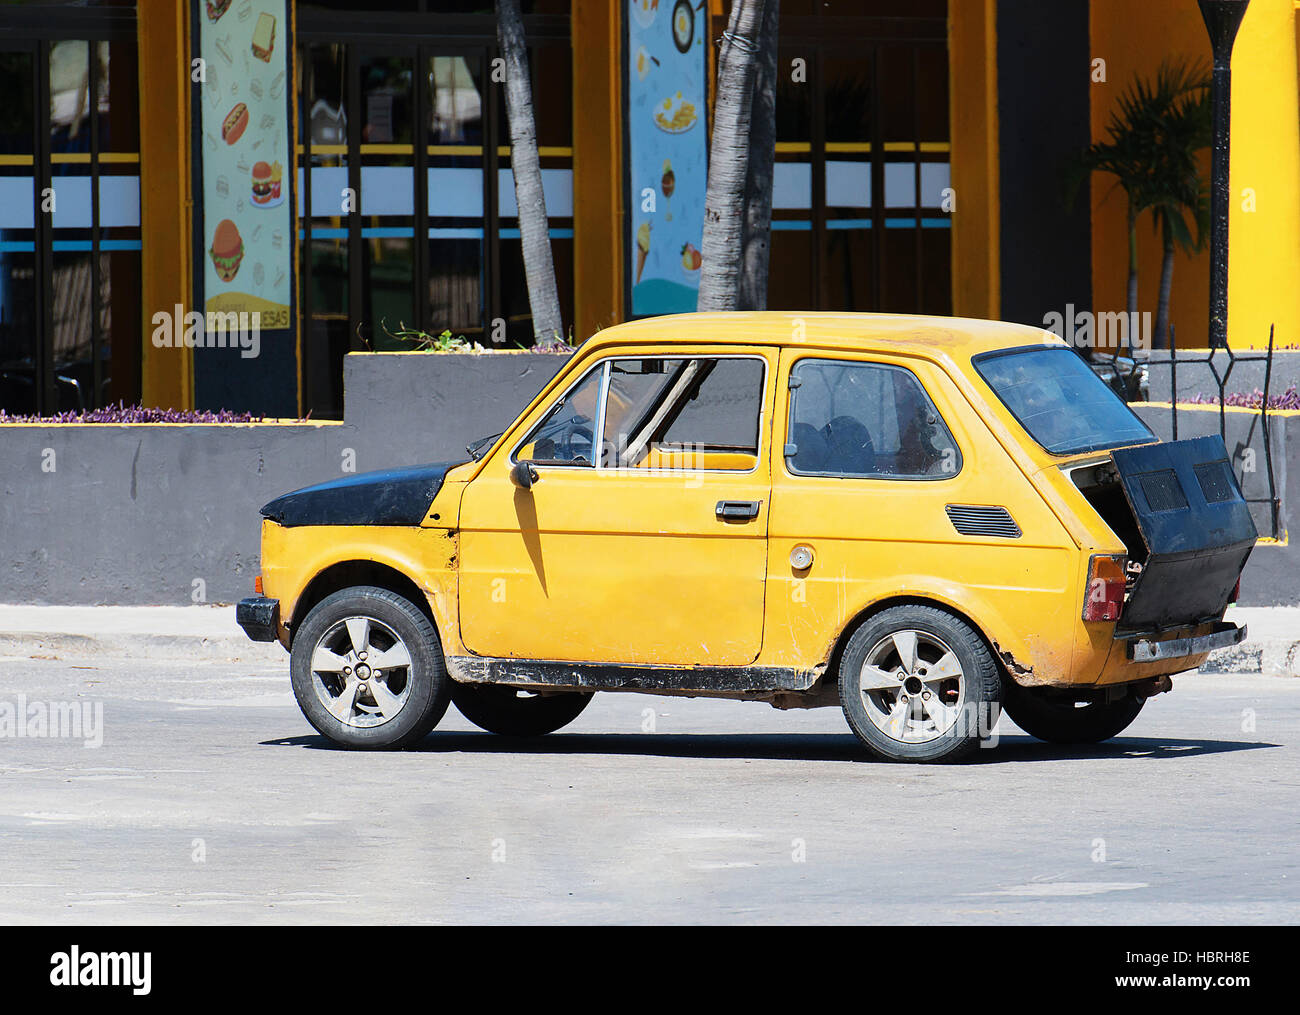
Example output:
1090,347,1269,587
1230,575,1241,605
254,575,264,595
1083,554,1127,622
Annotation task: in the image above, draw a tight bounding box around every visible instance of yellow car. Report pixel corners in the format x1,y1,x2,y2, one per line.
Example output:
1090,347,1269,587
237,313,1255,762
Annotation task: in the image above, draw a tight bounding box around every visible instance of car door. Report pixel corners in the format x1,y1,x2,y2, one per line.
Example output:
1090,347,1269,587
458,345,777,666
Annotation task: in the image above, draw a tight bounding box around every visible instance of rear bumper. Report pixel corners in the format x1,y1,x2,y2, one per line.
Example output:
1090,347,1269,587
236,596,281,642
1126,621,1246,662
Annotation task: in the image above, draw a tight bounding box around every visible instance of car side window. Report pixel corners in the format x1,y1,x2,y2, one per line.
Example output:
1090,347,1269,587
785,359,962,479
515,365,603,467
607,356,765,471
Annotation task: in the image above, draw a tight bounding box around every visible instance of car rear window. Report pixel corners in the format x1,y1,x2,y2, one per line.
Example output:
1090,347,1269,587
973,347,1155,455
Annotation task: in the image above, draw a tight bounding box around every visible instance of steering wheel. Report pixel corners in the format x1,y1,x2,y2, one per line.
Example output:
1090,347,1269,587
558,418,594,463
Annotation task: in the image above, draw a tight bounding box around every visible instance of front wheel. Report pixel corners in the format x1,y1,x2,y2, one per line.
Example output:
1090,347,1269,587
451,683,593,737
1002,680,1145,744
838,605,1001,763
290,586,450,749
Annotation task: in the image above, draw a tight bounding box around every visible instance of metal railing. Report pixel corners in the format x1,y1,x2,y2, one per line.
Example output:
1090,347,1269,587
1160,323,1282,539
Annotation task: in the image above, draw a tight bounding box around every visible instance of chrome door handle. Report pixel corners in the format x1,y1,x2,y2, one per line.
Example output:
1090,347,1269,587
715,500,761,521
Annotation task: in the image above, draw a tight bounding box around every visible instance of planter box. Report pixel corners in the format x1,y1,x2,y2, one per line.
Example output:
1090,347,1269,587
1,351,571,606
1142,349,1300,405
343,350,570,467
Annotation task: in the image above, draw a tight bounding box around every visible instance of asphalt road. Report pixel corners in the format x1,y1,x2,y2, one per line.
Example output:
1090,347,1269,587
1,651,1297,924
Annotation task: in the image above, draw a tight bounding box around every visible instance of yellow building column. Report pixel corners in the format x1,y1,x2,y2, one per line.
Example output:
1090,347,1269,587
571,0,624,339
137,0,193,408
948,0,1001,321
1227,0,1300,348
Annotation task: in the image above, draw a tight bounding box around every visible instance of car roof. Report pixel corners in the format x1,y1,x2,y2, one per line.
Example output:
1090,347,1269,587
583,312,1065,363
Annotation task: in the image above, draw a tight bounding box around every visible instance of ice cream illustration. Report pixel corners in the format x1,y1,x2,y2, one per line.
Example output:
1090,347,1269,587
661,159,675,222
636,222,652,284
680,241,702,279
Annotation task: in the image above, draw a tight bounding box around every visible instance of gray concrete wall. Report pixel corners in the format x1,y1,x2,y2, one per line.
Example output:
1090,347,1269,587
1,352,570,606
1142,349,1300,404
343,351,569,467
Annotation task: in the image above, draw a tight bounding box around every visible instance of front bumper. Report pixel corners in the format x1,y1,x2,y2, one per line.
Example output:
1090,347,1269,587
236,596,281,642
1126,621,1246,662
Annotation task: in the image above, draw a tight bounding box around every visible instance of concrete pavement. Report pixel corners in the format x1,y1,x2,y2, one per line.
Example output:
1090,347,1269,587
0,652,1295,924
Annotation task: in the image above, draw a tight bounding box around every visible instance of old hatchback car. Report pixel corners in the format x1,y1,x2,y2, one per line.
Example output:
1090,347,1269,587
237,313,1254,762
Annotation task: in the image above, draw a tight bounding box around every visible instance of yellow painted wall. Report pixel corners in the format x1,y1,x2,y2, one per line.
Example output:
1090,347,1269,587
1230,0,1300,349
948,0,1000,321
137,0,194,408
1090,0,1300,350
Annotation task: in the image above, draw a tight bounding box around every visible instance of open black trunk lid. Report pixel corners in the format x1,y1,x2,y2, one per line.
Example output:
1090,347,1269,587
1111,435,1256,632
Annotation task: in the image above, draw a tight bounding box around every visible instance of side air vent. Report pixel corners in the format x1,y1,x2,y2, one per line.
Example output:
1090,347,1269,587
945,504,1022,539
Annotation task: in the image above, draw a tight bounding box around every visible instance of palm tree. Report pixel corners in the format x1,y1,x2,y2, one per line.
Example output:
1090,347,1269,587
1144,78,1211,348
1069,61,1211,349
496,0,564,346
698,0,769,312
739,0,781,310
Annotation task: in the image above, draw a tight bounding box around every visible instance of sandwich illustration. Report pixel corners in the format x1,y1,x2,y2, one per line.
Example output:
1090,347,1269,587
251,13,277,63
222,103,249,146
251,161,283,206
210,219,245,283
206,0,232,23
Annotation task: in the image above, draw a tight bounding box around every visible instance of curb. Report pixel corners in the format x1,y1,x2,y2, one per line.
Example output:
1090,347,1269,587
1201,637,1300,678
0,631,285,665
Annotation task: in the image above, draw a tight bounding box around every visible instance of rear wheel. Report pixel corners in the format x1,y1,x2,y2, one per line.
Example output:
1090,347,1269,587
838,605,1001,763
290,586,450,749
451,683,593,737
1003,680,1145,744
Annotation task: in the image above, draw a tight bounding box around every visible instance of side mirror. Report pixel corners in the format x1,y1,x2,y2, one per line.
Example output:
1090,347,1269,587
511,461,540,490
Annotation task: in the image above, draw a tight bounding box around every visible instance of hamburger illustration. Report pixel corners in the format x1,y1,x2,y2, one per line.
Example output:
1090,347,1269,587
251,161,283,206
206,0,232,22
222,102,249,146
210,219,244,283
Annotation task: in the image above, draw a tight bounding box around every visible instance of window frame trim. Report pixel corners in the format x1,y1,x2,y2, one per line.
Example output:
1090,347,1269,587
508,351,772,477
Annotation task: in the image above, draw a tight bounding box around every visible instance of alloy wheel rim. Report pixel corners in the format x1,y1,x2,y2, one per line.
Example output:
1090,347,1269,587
310,616,413,728
859,629,965,744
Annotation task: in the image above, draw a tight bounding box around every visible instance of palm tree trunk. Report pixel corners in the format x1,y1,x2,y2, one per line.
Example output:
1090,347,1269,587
698,0,768,312
739,0,780,311
497,0,564,345
1155,218,1175,351
1126,202,1139,320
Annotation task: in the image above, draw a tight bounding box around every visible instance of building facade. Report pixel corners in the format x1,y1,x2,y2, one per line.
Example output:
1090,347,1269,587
1,0,1297,419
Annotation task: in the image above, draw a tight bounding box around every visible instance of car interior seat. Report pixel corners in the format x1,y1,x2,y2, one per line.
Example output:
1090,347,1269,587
788,422,830,473
822,415,876,475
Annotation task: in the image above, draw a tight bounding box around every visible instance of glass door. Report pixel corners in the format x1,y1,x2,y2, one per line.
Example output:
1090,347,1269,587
0,11,141,417
296,5,572,419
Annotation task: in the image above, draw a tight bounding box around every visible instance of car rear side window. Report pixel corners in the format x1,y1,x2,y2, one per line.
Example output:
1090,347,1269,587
973,346,1155,455
785,359,962,479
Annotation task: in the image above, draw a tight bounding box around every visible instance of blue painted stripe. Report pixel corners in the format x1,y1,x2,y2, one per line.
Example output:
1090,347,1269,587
775,217,951,232
0,239,142,252
298,226,576,241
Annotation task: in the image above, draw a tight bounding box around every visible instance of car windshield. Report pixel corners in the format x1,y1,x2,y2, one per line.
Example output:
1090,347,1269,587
973,347,1155,455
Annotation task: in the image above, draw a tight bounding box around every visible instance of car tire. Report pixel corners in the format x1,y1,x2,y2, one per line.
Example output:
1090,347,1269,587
451,683,593,737
838,605,1001,763
1002,680,1145,744
290,586,450,749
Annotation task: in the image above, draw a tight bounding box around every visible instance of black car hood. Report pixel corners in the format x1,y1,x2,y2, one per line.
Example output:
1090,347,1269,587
260,461,465,527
